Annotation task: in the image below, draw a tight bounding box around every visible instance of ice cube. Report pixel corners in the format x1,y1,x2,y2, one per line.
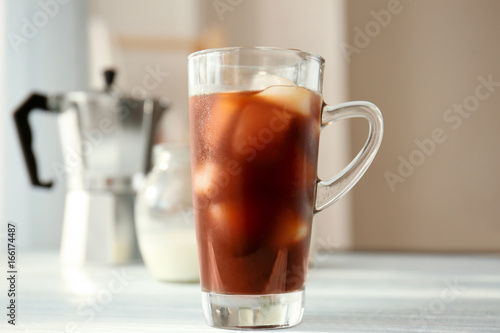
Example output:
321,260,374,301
258,85,313,116
209,201,245,246
209,201,263,256
291,220,308,243
255,302,285,326
249,74,295,91
205,95,241,150
273,209,309,247
238,309,254,327
231,100,291,162
193,162,220,197
209,201,234,222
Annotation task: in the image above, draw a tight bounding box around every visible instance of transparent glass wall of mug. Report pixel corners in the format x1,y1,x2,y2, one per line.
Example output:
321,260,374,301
188,47,383,329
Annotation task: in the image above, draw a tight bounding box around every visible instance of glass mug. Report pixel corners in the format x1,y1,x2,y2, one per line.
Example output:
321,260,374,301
188,47,383,329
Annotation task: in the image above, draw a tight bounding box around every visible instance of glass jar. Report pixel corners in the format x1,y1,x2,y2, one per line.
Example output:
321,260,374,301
135,143,199,282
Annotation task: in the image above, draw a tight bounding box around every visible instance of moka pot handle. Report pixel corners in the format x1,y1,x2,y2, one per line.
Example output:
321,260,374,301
13,93,54,188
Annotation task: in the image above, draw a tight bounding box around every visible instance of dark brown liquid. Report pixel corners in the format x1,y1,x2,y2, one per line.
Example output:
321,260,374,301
189,86,321,295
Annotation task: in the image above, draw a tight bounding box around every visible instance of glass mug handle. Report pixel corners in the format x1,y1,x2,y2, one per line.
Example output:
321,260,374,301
315,101,384,212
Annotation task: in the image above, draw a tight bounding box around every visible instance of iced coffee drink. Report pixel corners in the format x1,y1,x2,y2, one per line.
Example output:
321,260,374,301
190,85,322,295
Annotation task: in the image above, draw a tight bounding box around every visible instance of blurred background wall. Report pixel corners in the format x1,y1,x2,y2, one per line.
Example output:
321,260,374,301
347,0,500,251
3,0,88,250
1,0,499,252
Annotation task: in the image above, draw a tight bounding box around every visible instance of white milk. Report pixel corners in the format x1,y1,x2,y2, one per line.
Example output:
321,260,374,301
138,228,199,283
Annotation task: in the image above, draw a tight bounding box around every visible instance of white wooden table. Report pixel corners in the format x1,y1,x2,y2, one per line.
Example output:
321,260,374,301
2,252,500,332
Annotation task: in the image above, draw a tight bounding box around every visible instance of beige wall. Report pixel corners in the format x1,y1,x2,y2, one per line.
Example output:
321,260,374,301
347,0,500,251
